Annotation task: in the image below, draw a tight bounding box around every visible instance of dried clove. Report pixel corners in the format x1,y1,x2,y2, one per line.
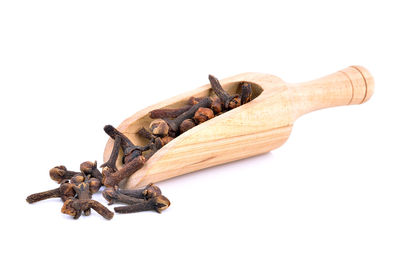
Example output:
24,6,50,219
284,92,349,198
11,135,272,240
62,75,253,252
102,155,146,188
70,173,85,184
26,181,75,203
149,119,170,137
137,127,156,142
240,82,252,104
208,74,241,110
114,195,170,214
61,198,114,220
100,135,121,172
80,161,103,182
163,97,212,133
194,107,214,124
155,136,174,149
102,188,143,205
210,96,222,114
49,166,80,184
104,125,149,164
73,179,92,216
88,178,101,194
119,183,162,200
187,96,207,105
149,105,192,119
179,118,196,133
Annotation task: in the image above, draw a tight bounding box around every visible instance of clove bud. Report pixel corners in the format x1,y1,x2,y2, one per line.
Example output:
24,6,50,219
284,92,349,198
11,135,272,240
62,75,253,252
49,166,80,184
194,107,214,124
114,195,170,214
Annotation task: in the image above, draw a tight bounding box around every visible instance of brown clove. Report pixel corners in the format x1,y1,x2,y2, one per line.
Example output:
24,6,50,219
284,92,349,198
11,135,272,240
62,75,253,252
104,125,149,164
208,74,241,110
26,181,75,204
114,195,170,214
100,135,121,172
119,183,162,200
179,118,196,133
80,161,103,182
102,155,146,188
163,97,212,133
149,105,192,119
49,166,80,184
240,82,252,104
61,198,114,220
194,107,214,124
102,188,143,205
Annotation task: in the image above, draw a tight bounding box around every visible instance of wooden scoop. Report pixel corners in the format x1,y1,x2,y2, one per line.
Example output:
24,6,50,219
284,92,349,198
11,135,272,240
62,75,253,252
103,66,374,189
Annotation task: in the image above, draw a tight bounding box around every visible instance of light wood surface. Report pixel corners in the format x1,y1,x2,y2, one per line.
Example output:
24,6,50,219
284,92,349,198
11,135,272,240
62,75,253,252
103,66,374,189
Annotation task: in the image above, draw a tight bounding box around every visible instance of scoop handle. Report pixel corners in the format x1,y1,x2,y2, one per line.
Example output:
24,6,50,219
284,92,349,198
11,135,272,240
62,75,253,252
289,65,374,118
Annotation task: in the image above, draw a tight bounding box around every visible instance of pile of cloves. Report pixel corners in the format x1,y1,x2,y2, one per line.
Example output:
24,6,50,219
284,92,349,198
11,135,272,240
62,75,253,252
26,75,253,220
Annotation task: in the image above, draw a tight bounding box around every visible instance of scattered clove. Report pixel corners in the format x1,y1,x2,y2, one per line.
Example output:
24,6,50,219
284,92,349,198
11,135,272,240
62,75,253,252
49,166,80,184
100,135,121,172
80,161,103,182
114,195,170,214
102,155,146,188
61,198,114,220
73,178,92,216
102,188,143,205
26,181,75,203
119,183,162,200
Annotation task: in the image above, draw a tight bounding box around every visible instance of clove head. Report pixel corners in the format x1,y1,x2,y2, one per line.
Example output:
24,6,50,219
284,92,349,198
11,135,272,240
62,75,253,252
210,96,222,114
49,166,76,183
59,182,76,202
88,178,101,194
153,195,171,213
102,188,116,205
227,95,241,110
149,119,169,137
155,136,174,149
70,174,85,184
142,183,162,199
194,107,214,124
80,161,96,175
179,119,196,133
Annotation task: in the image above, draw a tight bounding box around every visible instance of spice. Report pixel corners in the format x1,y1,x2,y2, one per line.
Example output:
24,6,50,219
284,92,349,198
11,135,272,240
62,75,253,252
102,155,146,188
73,179,92,216
163,97,212,133
208,74,241,110
102,188,143,205
49,166,80,184
149,105,192,119
149,119,170,137
104,125,150,164
240,82,252,104
119,183,162,199
100,135,121,172
179,118,196,133
114,195,170,214
80,161,103,182
194,107,214,124
27,73,257,220
61,198,114,220
26,181,75,203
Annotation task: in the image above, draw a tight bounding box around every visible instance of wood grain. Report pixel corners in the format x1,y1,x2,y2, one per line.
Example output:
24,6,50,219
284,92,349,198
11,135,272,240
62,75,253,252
103,66,374,188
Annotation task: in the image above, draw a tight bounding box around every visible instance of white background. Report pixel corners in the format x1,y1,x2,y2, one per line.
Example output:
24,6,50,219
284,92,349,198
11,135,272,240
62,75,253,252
1,0,399,277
